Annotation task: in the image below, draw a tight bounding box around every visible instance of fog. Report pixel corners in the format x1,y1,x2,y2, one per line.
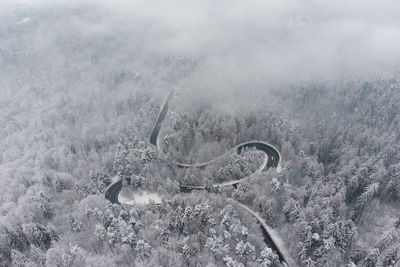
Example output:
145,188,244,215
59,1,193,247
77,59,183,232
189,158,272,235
2,0,400,102
1,2,400,266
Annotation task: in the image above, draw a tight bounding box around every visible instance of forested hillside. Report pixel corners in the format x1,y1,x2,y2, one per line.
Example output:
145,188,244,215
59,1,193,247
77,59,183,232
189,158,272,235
1,1,400,266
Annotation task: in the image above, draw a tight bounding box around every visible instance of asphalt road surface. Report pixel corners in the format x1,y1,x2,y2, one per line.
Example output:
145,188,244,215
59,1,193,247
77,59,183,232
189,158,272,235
105,179,122,205
105,89,292,266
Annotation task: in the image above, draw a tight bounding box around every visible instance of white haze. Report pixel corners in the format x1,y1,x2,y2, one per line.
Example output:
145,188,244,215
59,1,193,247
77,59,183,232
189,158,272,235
1,0,400,102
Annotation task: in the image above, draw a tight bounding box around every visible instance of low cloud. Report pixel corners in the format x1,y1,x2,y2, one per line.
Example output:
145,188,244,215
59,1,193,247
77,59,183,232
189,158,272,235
2,0,400,98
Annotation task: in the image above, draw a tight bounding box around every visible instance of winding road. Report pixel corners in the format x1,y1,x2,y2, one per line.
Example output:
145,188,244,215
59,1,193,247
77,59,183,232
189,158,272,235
106,90,294,266
105,179,122,205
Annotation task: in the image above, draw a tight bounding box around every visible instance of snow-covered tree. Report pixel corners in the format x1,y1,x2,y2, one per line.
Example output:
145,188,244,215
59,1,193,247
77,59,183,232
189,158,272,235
223,256,245,267
135,239,151,262
283,198,300,222
22,223,58,249
69,216,83,233
235,240,255,260
353,182,380,221
94,224,106,241
364,248,380,267
258,247,280,267
205,235,230,256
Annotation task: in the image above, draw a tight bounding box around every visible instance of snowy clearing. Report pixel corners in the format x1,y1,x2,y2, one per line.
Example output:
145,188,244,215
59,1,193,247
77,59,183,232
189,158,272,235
119,191,162,205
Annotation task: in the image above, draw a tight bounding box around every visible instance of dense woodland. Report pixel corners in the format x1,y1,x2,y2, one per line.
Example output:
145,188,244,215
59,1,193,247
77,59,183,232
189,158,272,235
1,2,400,267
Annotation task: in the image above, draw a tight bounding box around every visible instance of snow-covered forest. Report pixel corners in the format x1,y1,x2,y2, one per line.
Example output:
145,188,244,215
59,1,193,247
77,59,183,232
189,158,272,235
1,0,400,266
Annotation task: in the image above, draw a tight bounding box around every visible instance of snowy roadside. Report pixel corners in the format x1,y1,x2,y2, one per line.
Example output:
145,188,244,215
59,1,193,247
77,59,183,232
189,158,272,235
231,199,295,267
118,190,162,205
257,152,268,173
105,176,121,192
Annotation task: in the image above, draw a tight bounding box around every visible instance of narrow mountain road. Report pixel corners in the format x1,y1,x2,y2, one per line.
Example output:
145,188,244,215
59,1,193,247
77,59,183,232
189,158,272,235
106,89,294,266
105,179,122,205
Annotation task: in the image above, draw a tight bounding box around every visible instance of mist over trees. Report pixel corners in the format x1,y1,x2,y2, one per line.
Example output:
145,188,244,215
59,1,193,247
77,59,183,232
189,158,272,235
1,0,400,266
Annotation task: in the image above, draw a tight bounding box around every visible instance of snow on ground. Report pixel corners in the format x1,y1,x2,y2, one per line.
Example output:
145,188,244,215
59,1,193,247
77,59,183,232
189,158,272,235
257,152,268,173
16,17,31,24
231,199,295,266
105,176,122,192
110,175,120,184
276,164,282,173
119,190,162,205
